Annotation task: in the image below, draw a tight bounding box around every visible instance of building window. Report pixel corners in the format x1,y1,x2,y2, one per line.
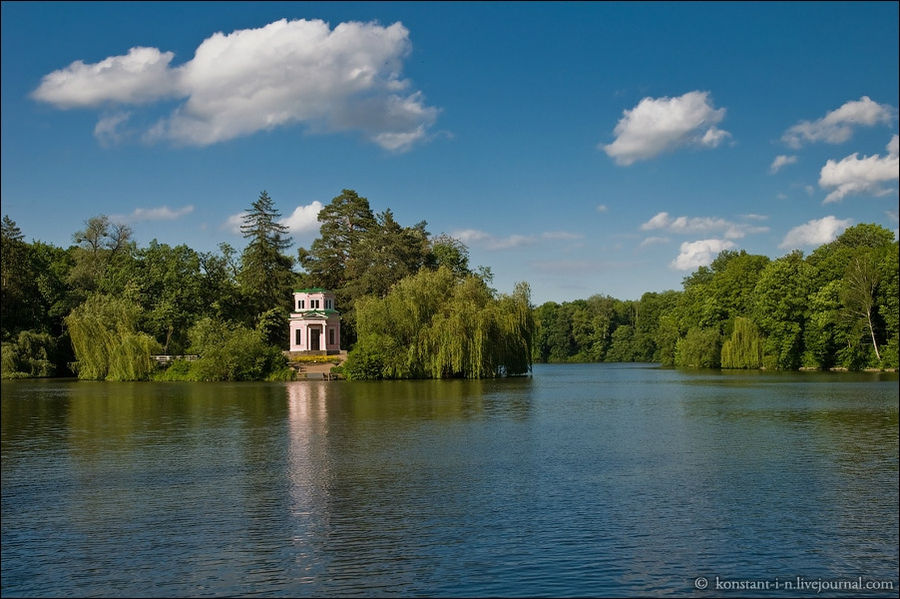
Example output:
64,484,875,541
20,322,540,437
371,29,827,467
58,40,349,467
329,328,335,346
311,300,319,309
295,329,302,347
298,299,305,310
325,299,332,310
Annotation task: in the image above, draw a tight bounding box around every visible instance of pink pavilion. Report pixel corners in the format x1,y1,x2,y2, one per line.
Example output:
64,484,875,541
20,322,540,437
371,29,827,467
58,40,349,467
288,288,341,354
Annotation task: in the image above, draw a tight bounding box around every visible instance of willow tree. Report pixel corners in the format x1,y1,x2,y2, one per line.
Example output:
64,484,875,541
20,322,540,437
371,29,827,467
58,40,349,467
65,294,159,380
344,267,534,379
721,317,763,369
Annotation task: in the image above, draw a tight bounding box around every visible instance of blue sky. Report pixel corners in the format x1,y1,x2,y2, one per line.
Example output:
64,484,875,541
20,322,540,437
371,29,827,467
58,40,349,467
2,2,898,304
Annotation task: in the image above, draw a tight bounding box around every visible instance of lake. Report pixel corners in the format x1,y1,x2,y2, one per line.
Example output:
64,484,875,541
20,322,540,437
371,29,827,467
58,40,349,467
2,364,898,597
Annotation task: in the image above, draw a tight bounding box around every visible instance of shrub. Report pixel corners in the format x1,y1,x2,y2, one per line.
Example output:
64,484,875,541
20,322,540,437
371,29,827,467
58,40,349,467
1,330,57,378
675,327,721,369
185,317,286,381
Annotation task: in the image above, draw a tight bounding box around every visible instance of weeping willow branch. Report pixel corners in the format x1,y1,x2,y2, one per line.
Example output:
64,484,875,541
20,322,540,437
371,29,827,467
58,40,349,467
344,268,534,379
65,294,160,381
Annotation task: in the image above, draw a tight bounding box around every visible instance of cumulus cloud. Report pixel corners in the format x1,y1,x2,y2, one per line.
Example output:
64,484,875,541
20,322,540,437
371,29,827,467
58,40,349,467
279,201,324,233
32,19,438,151
779,216,853,249
602,91,730,165
782,96,895,148
819,135,899,203
640,211,768,239
671,239,736,270
32,47,178,108
225,201,323,235
224,212,248,235
769,154,797,174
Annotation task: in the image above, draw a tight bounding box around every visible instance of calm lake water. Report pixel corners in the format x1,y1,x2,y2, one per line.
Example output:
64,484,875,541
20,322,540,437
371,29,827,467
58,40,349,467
2,364,898,597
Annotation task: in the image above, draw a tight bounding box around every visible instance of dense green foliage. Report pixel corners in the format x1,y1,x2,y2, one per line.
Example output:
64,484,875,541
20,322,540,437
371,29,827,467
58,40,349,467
3,194,897,380
158,318,288,382
65,295,160,381
342,268,534,379
238,191,295,320
298,189,472,345
532,227,899,371
721,317,763,369
0,187,496,380
1,330,57,378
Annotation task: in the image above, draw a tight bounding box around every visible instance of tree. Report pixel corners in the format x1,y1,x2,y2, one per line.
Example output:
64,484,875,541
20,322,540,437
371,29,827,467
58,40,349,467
841,251,882,362
68,215,134,294
65,294,160,381
1,216,33,340
343,209,431,300
184,317,287,382
675,327,721,368
343,267,534,379
752,251,814,369
876,242,899,368
1,330,57,378
721,317,763,369
299,189,376,292
237,191,295,318
298,189,377,343
430,234,472,277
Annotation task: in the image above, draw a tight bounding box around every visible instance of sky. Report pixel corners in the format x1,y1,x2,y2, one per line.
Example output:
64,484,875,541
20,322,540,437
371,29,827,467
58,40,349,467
1,1,898,305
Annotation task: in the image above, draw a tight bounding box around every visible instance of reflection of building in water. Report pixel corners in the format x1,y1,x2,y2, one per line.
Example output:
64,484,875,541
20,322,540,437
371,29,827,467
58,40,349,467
286,382,331,530
287,381,329,427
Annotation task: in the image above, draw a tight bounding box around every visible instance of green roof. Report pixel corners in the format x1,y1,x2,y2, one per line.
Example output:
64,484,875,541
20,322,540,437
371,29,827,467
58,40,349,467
290,309,340,317
293,287,331,293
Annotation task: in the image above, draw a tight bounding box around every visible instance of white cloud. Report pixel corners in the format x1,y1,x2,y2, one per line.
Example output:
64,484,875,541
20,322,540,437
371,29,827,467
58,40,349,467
639,236,670,247
127,205,195,222
741,213,769,221
453,229,535,250
32,19,438,151
640,211,768,239
224,212,248,235
595,204,608,213
94,112,132,146
804,185,815,196
779,216,853,249
769,154,797,173
602,91,730,165
819,135,899,203
782,96,895,148
541,231,583,241
671,239,736,270
32,47,178,108
453,228,543,251
279,201,323,234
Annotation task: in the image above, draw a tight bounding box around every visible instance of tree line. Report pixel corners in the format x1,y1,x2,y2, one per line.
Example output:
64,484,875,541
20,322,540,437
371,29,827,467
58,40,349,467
1,189,531,380
533,223,898,371
2,192,896,379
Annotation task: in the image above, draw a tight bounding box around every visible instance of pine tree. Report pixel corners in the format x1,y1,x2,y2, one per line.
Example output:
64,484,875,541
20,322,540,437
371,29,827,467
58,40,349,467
237,191,295,318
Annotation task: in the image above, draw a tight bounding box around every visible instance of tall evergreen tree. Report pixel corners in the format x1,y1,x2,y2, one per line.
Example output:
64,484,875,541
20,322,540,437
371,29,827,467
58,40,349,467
237,191,295,318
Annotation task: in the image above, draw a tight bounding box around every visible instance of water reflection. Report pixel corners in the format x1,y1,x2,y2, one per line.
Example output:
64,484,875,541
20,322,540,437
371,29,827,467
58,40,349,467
1,368,897,597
